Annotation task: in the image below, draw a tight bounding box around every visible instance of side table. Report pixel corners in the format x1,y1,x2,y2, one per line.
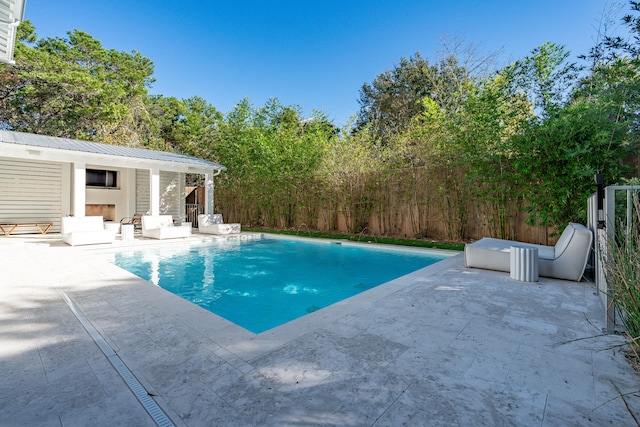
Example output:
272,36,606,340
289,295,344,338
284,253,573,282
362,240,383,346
121,224,134,241
510,246,539,282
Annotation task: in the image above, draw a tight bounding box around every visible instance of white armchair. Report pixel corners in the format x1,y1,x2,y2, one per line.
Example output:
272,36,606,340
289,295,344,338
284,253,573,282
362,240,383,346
198,214,241,235
464,223,593,281
141,215,191,239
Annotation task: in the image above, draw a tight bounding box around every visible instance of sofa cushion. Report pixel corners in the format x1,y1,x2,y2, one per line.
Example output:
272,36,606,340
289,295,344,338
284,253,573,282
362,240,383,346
142,215,190,239
197,214,241,234
62,216,105,234
198,214,224,226
142,215,174,230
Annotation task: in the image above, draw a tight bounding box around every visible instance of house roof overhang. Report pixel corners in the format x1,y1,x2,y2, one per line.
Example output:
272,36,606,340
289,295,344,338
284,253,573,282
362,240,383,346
0,130,226,175
0,0,26,65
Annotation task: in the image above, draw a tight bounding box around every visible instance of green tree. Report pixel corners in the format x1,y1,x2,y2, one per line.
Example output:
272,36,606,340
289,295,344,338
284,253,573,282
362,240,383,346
0,21,156,145
356,45,496,146
407,70,532,239
599,1,640,60
211,98,335,227
357,52,438,142
502,42,579,119
169,96,222,158
511,58,638,227
507,5,640,227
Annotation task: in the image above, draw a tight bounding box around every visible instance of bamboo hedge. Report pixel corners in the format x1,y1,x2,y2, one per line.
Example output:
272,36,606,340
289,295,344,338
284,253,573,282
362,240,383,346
215,165,552,244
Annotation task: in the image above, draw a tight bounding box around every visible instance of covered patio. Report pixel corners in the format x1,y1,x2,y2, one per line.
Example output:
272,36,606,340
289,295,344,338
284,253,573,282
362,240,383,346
0,130,226,234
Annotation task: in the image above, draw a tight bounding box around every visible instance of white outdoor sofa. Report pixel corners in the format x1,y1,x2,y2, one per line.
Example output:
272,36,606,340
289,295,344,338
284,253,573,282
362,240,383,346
198,214,241,235
141,215,192,240
464,222,593,281
62,216,116,246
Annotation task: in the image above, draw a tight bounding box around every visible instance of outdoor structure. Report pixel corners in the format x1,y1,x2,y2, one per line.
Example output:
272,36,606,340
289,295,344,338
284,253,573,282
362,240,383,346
0,130,226,234
0,0,26,65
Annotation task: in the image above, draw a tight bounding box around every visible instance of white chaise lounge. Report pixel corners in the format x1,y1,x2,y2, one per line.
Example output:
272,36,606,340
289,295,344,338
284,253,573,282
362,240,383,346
198,214,241,235
62,216,116,246
464,223,593,281
141,215,191,239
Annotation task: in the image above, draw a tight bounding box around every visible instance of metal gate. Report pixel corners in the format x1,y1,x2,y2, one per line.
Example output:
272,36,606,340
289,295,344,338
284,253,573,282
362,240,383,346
186,204,203,227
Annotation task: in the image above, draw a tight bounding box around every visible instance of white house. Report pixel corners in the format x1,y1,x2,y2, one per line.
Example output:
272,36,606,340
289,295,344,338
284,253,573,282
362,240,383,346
0,0,26,65
0,130,226,234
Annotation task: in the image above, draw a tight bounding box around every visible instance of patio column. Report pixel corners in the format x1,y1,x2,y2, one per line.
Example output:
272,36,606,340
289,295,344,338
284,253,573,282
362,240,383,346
204,172,214,214
72,162,86,217
150,168,160,216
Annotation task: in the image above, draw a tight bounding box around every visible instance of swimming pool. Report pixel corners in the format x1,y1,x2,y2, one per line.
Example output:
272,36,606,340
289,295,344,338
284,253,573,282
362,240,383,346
110,236,448,333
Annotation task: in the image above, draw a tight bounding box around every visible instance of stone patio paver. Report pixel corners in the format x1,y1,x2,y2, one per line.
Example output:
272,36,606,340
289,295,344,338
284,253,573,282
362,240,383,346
1,234,638,426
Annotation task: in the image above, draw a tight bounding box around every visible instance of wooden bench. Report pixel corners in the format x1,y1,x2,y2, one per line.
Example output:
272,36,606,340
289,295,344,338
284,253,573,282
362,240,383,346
0,222,53,236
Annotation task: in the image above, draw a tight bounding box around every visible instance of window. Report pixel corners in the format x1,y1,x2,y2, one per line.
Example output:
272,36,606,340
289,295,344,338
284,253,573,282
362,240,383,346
86,169,118,188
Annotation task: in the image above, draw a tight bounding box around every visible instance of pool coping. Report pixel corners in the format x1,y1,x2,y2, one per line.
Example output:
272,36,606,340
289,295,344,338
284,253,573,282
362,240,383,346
84,232,461,361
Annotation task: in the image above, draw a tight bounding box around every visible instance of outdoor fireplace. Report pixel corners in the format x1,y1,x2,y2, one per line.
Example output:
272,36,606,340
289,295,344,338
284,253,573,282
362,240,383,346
85,204,115,221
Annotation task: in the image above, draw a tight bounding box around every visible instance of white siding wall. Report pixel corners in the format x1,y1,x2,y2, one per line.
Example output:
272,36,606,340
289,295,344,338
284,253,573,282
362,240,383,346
0,158,63,233
160,171,185,221
135,169,185,221
135,169,150,215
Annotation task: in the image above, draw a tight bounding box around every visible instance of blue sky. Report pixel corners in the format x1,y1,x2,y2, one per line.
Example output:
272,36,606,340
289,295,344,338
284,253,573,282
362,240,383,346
25,0,618,125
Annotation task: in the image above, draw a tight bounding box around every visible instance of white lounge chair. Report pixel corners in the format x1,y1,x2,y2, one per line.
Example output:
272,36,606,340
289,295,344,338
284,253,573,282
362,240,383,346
464,223,593,281
141,215,191,239
198,214,241,235
62,216,116,246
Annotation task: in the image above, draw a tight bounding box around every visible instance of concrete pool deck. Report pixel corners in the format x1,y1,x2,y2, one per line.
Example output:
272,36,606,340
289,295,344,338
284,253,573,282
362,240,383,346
1,233,639,426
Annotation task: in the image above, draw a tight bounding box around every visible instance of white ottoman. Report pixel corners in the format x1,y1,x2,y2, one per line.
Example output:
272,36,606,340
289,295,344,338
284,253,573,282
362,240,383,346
510,246,539,282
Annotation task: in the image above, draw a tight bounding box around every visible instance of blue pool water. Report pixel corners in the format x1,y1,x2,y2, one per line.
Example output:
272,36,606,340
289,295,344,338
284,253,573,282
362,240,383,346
111,237,447,333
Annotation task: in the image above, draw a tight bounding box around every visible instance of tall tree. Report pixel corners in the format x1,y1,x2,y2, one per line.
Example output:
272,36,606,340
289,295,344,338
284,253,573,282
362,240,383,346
502,42,580,119
0,21,156,145
599,0,640,60
357,52,438,142
509,39,639,226
169,96,222,158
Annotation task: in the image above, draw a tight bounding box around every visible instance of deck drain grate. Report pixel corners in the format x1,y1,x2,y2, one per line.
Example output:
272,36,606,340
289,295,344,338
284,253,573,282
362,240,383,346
57,288,175,427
